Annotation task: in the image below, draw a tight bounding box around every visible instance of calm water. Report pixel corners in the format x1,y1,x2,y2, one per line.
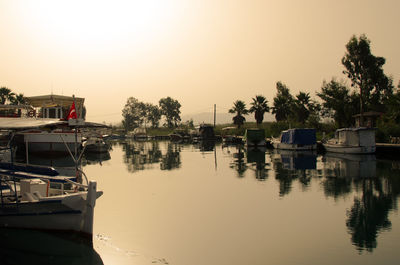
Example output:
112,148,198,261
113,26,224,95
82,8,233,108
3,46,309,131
5,140,400,265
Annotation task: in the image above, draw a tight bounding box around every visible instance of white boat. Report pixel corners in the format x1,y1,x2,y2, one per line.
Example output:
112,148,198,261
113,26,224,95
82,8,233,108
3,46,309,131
19,128,82,155
323,127,375,154
0,173,102,237
272,128,317,150
0,116,104,238
83,137,109,153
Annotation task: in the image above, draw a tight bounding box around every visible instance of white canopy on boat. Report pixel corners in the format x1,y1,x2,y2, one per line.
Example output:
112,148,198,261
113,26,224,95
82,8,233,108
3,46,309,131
0,118,109,130
0,118,66,129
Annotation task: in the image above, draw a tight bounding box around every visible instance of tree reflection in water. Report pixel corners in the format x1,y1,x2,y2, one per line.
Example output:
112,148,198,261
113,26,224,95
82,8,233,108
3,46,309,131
121,140,162,172
121,140,182,172
322,154,400,253
246,147,269,181
229,145,247,178
160,142,181,170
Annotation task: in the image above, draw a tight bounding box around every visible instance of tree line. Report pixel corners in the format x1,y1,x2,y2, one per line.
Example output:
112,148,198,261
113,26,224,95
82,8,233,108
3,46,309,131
228,34,400,136
0,87,27,105
122,96,182,131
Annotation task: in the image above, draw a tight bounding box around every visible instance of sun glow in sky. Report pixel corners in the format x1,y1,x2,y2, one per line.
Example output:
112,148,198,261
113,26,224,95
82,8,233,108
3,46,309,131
0,0,399,123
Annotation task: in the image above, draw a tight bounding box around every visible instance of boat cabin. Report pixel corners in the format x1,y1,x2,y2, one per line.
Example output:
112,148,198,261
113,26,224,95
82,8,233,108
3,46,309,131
25,95,85,120
280,128,316,146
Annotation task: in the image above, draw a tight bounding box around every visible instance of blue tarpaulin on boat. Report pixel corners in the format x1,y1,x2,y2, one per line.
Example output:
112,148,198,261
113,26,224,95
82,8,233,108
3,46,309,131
280,129,316,145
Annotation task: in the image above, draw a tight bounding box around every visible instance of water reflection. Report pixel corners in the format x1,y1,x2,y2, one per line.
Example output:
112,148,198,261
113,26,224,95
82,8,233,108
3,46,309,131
228,145,247,178
320,153,400,253
160,142,181,170
194,140,216,152
271,150,317,197
120,140,182,172
0,228,103,265
82,151,111,166
246,147,269,181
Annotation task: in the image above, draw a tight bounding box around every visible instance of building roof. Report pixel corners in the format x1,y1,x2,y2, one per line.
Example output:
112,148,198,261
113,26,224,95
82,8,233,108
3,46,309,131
25,95,85,108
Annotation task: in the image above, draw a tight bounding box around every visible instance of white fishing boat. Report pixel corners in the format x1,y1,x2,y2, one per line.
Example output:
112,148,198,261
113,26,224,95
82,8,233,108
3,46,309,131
323,127,376,154
0,173,102,237
272,128,317,150
0,114,104,238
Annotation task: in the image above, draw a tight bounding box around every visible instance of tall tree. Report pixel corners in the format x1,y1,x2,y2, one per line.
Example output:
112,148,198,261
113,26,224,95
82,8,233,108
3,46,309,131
228,100,248,128
272,81,294,122
0,87,15,105
317,79,359,127
249,95,270,125
159,97,181,128
122,97,145,131
342,34,394,125
291,92,320,124
146,103,161,128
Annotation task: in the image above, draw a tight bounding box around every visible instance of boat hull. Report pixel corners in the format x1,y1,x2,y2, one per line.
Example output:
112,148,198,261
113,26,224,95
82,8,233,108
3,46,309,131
272,142,317,151
323,144,376,154
0,182,101,236
22,132,82,155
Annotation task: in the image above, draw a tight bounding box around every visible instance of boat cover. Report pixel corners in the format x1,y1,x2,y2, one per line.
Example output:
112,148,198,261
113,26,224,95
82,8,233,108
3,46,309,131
244,129,265,141
281,154,317,170
280,128,316,145
0,118,109,129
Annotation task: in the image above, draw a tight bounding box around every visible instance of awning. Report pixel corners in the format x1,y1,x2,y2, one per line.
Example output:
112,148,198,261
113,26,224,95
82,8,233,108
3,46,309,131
0,118,109,130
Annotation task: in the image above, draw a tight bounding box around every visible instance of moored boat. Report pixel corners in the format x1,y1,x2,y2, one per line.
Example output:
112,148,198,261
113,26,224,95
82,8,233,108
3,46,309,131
243,128,266,147
272,128,317,150
323,127,375,154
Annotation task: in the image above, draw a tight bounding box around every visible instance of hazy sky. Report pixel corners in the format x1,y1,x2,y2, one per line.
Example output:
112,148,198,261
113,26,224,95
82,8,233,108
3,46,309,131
0,0,399,123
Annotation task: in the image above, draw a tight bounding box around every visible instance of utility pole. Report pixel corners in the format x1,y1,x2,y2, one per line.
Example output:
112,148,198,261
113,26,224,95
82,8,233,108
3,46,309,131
214,104,216,128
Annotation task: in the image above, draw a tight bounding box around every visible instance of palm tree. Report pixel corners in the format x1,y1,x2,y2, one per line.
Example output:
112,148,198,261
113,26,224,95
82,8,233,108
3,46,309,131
229,100,248,128
10,93,26,105
0,87,15,105
249,95,270,125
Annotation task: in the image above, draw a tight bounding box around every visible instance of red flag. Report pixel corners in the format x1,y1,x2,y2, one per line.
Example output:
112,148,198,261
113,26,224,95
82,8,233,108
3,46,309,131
67,102,77,120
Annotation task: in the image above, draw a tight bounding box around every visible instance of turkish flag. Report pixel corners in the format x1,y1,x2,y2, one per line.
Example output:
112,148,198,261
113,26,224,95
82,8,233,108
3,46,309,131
67,102,78,120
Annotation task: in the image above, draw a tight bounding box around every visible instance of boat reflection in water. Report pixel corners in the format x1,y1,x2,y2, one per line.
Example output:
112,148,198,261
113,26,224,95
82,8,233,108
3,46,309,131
320,153,398,252
271,150,317,197
321,153,376,178
228,145,247,178
0,228,103,265
246,147,269,181
82,151,111,166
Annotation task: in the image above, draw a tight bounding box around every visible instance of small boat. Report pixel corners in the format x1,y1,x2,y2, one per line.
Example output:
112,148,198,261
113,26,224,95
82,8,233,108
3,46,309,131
323,127,375,154
221,127,242,145
243,128,266,147
83,137,109,153
272,128,317,150
169,129,190,142
0,161,102,237
127,128,148,140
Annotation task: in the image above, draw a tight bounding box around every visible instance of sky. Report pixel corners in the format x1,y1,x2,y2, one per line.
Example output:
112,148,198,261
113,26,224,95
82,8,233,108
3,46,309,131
0,0,399,124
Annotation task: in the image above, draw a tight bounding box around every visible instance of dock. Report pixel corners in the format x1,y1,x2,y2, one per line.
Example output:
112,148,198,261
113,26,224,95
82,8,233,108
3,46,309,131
376,143,400,158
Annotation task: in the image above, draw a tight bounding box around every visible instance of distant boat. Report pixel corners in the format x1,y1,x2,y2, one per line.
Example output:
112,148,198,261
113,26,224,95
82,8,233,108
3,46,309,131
83,137,109,153
243,128,266,147
127,128,147,140
323,127,376,154
221,127,242,145
272,128,317,151
169,129,190,142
